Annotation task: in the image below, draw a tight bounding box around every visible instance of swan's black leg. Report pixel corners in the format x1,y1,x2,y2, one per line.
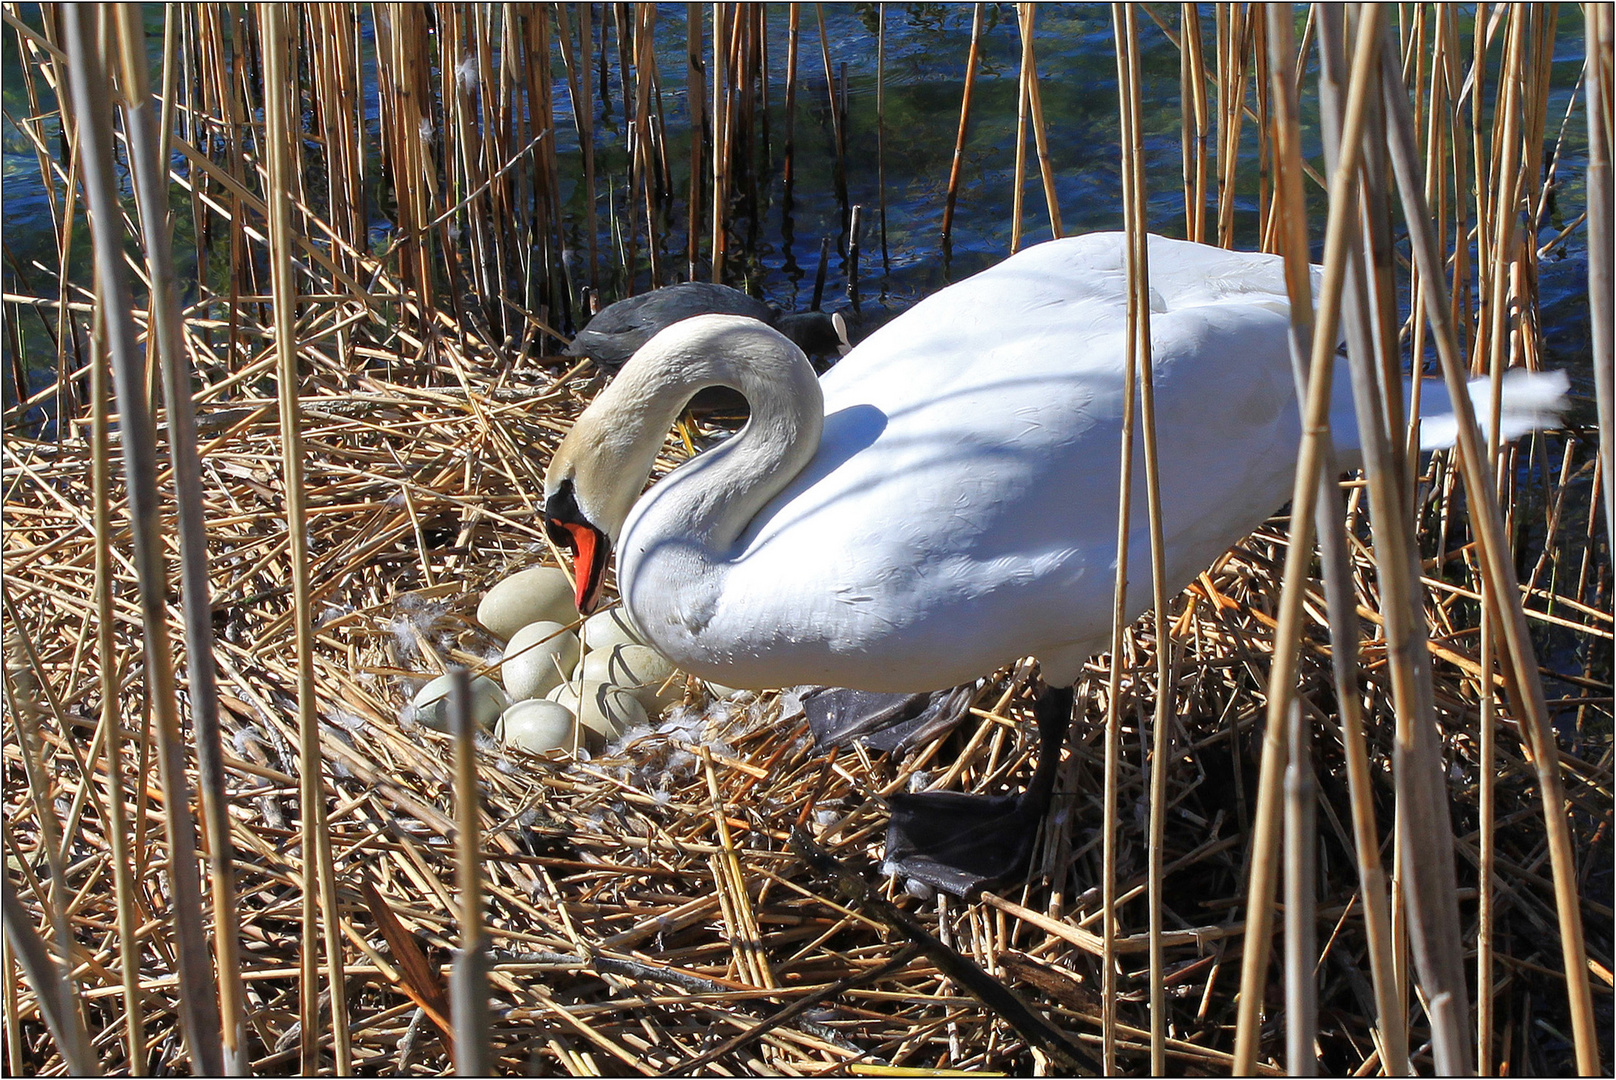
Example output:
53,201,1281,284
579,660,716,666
803,685,974,751
883,684,1075,897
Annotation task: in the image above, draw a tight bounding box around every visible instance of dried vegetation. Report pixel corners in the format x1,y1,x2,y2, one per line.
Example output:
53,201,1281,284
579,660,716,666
1,3,1611,1076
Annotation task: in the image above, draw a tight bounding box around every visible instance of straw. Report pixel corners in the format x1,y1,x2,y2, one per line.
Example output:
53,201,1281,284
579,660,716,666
2,8,1607,1075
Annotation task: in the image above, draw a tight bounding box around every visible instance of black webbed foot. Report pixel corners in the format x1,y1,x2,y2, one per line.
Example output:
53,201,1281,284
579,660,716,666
881,685,1075,897
884,789,1045,896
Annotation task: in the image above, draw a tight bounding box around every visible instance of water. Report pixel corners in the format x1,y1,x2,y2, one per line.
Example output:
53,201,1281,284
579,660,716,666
0,7,1598,416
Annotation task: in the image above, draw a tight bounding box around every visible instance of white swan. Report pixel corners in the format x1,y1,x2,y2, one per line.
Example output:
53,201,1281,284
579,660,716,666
543,231,1566,893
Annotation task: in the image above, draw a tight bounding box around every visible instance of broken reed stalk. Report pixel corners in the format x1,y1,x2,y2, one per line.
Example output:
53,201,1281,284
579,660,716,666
1010,6,1032,252
1022,4,1063,240
259,8,351,1073
1111,7,1168,1072
1267,7,1407,1073
112,5,246,1070
60,10,225,1073
1379,27,1603,1073
941,3,984,246
1231,5,1385,1070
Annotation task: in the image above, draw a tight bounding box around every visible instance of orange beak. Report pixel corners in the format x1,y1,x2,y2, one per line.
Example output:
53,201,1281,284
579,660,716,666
559,521,603,612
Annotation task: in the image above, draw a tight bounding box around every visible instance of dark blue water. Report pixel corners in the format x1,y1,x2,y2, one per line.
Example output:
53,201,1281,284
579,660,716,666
1,7,1596,406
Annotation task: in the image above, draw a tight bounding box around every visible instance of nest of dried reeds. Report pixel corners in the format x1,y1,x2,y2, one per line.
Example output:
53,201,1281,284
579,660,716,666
3,3,1612,1076
5,326,1609,1073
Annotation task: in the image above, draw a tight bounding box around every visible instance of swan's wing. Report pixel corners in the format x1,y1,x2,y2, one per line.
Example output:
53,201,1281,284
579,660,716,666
710,234,1305,690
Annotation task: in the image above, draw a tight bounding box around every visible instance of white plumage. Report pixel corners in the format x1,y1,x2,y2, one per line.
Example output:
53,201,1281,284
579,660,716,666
546,232,1563,696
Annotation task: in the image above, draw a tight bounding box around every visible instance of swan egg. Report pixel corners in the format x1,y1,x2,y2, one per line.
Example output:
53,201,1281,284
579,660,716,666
496,698,576,754
581,607,643,652
501,620,580,701
580,643,681,712
410,673,508,732
547,680,647,748
476,566,577,641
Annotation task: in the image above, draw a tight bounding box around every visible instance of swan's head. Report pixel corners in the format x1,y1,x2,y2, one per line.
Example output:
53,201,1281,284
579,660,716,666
543,314,748,613
542,403,638,615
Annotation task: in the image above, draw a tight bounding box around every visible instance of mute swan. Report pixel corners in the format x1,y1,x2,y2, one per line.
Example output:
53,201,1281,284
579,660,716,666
543,231,1567,895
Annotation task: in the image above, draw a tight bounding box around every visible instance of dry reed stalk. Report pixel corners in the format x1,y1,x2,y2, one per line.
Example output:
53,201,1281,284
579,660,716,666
1263,13,1317,1075
87,267,145,1076
684,3,704,279
1477,586,1500,1073
1111,6,1171,1072
1215,5,1248,247
1010,7,1031,253
941,4,985,247
1096,9,1146,1060
813,3,849,233
112,6,246,1070
0,876,95,1075
876,3,889,271
1267,7,1408,1073
634,4,665,288
1470,14,1531,1070
1380,24,1603,1072
1022,4,1063,241
448,672,491,1075
1366,16,1479,1065
710,3,730,282
1231,6,1385,1070
782,2,799,197
1281,697,1316,1076
1590,5,1614,543
1336,21,1474,1062
259,8,350,1073
3,634,96,1075
60,10,224,1073
1179,4,1210,243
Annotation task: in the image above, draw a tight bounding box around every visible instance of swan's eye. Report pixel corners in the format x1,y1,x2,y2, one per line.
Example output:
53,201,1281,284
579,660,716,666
544,478,585,553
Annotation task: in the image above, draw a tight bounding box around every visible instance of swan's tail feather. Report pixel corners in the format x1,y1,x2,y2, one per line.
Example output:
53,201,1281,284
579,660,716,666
1416,368,1571,451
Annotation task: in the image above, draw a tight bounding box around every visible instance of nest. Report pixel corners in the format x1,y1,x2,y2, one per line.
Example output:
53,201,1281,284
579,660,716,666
3,340,1610,1076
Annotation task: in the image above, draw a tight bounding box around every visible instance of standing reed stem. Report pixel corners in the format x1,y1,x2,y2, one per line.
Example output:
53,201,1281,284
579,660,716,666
260,7,351,1072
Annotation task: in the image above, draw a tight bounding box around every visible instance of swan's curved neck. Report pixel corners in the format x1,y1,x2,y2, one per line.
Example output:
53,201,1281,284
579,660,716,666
569,317,820,654
560,312,822,558
617,318,820,552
